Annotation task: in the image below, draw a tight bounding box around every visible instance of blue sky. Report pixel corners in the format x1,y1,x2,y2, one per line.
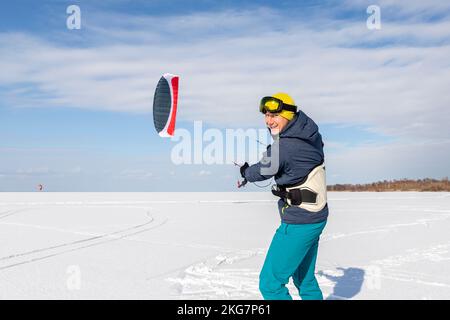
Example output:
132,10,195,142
1,0,449,191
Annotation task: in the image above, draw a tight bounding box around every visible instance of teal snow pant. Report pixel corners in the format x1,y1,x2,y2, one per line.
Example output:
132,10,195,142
259,220,327,300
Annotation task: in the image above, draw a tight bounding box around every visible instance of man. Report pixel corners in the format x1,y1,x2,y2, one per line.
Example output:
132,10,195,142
240,93,328,300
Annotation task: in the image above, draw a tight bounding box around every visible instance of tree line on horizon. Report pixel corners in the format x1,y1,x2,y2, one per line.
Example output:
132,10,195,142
327,178,450,192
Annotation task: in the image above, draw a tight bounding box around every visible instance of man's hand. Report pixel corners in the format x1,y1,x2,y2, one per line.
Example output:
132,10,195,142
240,162,249,178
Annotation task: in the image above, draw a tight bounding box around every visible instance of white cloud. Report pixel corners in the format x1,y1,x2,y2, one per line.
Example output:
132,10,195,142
70,166,82,173
0,166,82,180
346,0,450,21
326,139,450,184
0,7,448,141
198,170,211,176
16,167,50,174
118,169,153,180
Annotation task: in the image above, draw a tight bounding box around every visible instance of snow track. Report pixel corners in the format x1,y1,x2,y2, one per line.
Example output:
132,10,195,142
0,207,167,271
166,249,348,300
0,209,26,220
167,249,267,299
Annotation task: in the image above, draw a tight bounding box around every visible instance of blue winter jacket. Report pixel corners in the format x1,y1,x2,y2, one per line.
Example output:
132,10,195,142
243,110,329,224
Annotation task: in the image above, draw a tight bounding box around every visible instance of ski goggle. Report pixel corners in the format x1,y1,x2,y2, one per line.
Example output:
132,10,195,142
259,96,297,114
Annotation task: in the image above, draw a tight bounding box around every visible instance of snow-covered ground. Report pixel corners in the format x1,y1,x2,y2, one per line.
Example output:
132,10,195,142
0,192,449,300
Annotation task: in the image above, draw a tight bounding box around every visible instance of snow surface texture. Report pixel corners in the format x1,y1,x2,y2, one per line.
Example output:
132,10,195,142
0,192,449,299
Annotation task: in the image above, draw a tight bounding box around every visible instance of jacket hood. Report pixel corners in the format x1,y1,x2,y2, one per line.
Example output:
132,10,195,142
279,110,319,141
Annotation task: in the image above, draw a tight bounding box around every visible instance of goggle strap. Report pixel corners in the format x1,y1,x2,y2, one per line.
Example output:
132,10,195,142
282,104,297,113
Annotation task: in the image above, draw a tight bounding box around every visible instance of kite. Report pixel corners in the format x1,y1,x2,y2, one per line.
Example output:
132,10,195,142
152,73,179,137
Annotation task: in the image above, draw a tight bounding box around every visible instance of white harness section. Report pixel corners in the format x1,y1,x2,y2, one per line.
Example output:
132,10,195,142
285,163,327,212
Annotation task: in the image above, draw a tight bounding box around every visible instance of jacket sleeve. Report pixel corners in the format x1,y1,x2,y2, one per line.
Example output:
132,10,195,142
243,141,285,182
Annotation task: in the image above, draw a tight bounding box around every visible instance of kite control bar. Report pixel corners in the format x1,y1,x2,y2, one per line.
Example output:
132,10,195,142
237,178,248,188
233,161,272,189
233,161,248,188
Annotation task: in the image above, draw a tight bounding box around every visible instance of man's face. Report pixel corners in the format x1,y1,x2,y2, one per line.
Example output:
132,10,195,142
264,113,289,135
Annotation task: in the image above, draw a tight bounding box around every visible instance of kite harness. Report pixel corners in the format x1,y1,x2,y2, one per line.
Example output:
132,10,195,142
271,163,327,213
